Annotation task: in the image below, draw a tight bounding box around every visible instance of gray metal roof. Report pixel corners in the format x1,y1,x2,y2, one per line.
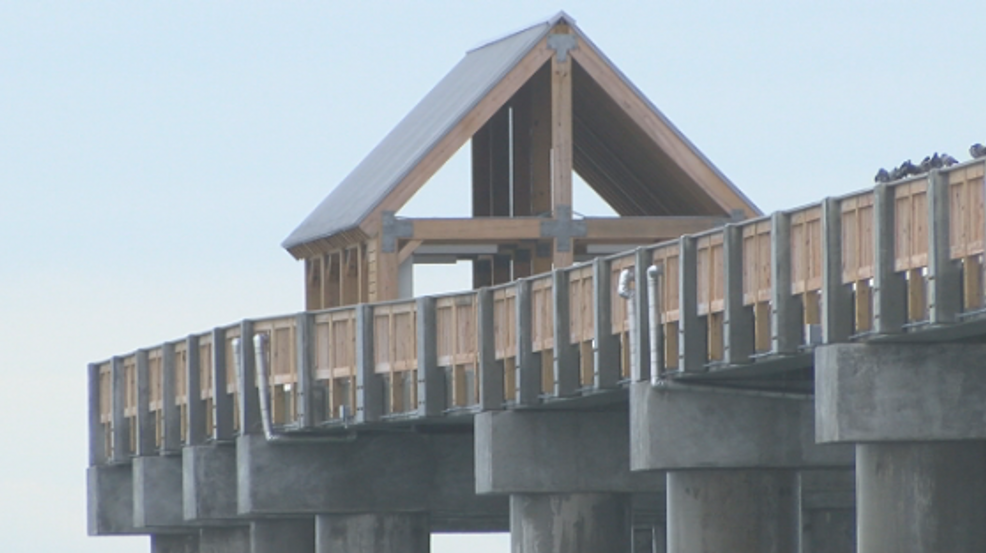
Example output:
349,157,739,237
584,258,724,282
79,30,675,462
282,13,570,251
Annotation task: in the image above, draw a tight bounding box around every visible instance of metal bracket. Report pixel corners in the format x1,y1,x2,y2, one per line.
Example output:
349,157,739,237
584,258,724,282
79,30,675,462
547,34,578,63
381,211,413,253
540,205,586,252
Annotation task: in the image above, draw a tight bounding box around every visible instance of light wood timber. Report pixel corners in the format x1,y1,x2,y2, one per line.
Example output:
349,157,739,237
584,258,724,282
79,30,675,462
550,32,574,268
570,37,759,218
409,217,542,241
583,216,726,240
397,240,422,266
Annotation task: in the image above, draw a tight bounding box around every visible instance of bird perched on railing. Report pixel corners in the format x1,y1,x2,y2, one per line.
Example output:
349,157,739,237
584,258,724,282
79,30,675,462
971,143,986,159
876,153,961,184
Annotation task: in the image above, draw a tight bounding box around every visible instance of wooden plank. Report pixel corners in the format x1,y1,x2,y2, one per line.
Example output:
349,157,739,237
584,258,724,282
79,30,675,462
584,216,726,240
408,217,542,241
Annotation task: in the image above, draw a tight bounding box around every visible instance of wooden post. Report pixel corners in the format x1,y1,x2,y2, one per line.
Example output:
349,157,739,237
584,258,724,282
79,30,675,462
678,237,705,373
515,279,541,406
550,32,574,269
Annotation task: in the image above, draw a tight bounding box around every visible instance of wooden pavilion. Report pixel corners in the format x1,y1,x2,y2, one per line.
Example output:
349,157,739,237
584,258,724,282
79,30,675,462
282,12,761,309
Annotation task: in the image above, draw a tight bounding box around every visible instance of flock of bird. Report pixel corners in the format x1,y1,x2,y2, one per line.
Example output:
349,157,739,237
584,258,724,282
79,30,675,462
874,143,986,183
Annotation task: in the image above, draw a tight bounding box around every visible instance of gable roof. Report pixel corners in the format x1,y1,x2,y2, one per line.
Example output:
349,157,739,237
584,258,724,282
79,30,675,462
283,12,760,257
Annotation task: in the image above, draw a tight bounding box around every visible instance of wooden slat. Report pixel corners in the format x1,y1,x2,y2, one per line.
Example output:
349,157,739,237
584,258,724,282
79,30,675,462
568,265,595,344
841,192,875,282
893,180,929,272
948,163,986,259
493,287,517,360
530,276,554,352
790,206,823,294
742,220,772,305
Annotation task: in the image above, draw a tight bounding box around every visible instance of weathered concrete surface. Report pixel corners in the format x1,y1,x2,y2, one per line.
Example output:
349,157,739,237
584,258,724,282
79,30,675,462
236,431,507,531
88,464,142,535
199,526,249,553
151,533,199,553
667,470,798,553
316,513,429,553
801,510,854,553
630,383,852,470
133,455,184,529
475,410,665,494
183,443,238,522
815,343,986,443
799,471,855,553
857,442,986,553
252,519,315,553
510,493,630,553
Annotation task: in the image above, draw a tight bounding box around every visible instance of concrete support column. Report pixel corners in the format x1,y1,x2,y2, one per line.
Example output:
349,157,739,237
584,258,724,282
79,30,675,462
252,519,315,553
151,533,199,553
510,493,630,553
667,470,798,553
316,513,429,553
817,343,986,553
856,442,986,553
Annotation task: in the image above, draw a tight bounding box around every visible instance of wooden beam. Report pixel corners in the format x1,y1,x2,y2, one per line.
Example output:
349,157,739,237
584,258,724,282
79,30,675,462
570,37,761,218
512,83,533,217
530,64,552,218
409,217,542,241
583,216,726,241
361,41,554,235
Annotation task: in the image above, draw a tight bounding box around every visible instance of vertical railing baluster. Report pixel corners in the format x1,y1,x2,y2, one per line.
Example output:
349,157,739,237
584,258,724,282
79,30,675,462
873,184,906,334
88,363,105,466
161,342,180,451
416,296,444,416
927,170,961,324
593,257,620,390
553,269,579,396
211,327,233,441
632,248,651,381
771,211,800,353
295,312,316,428
110,356,128,463
237,320,259,436
355,305,382,423
477,288,503,411
515,278,540,406
185,335,204,445
821,198,853,343
135,349,154,455
678,236,705,373
723,224,753,364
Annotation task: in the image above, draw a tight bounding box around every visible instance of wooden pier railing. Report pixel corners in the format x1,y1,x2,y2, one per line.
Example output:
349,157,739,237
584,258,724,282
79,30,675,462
88,160,986,464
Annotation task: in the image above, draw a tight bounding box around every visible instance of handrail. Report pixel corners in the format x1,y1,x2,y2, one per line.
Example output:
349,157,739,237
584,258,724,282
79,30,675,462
87,160,986,464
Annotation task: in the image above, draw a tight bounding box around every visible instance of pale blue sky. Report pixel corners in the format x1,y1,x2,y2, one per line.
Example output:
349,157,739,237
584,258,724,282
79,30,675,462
2,1,985,551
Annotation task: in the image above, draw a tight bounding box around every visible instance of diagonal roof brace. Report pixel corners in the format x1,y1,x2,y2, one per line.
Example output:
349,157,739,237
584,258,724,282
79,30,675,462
547,34,578,63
